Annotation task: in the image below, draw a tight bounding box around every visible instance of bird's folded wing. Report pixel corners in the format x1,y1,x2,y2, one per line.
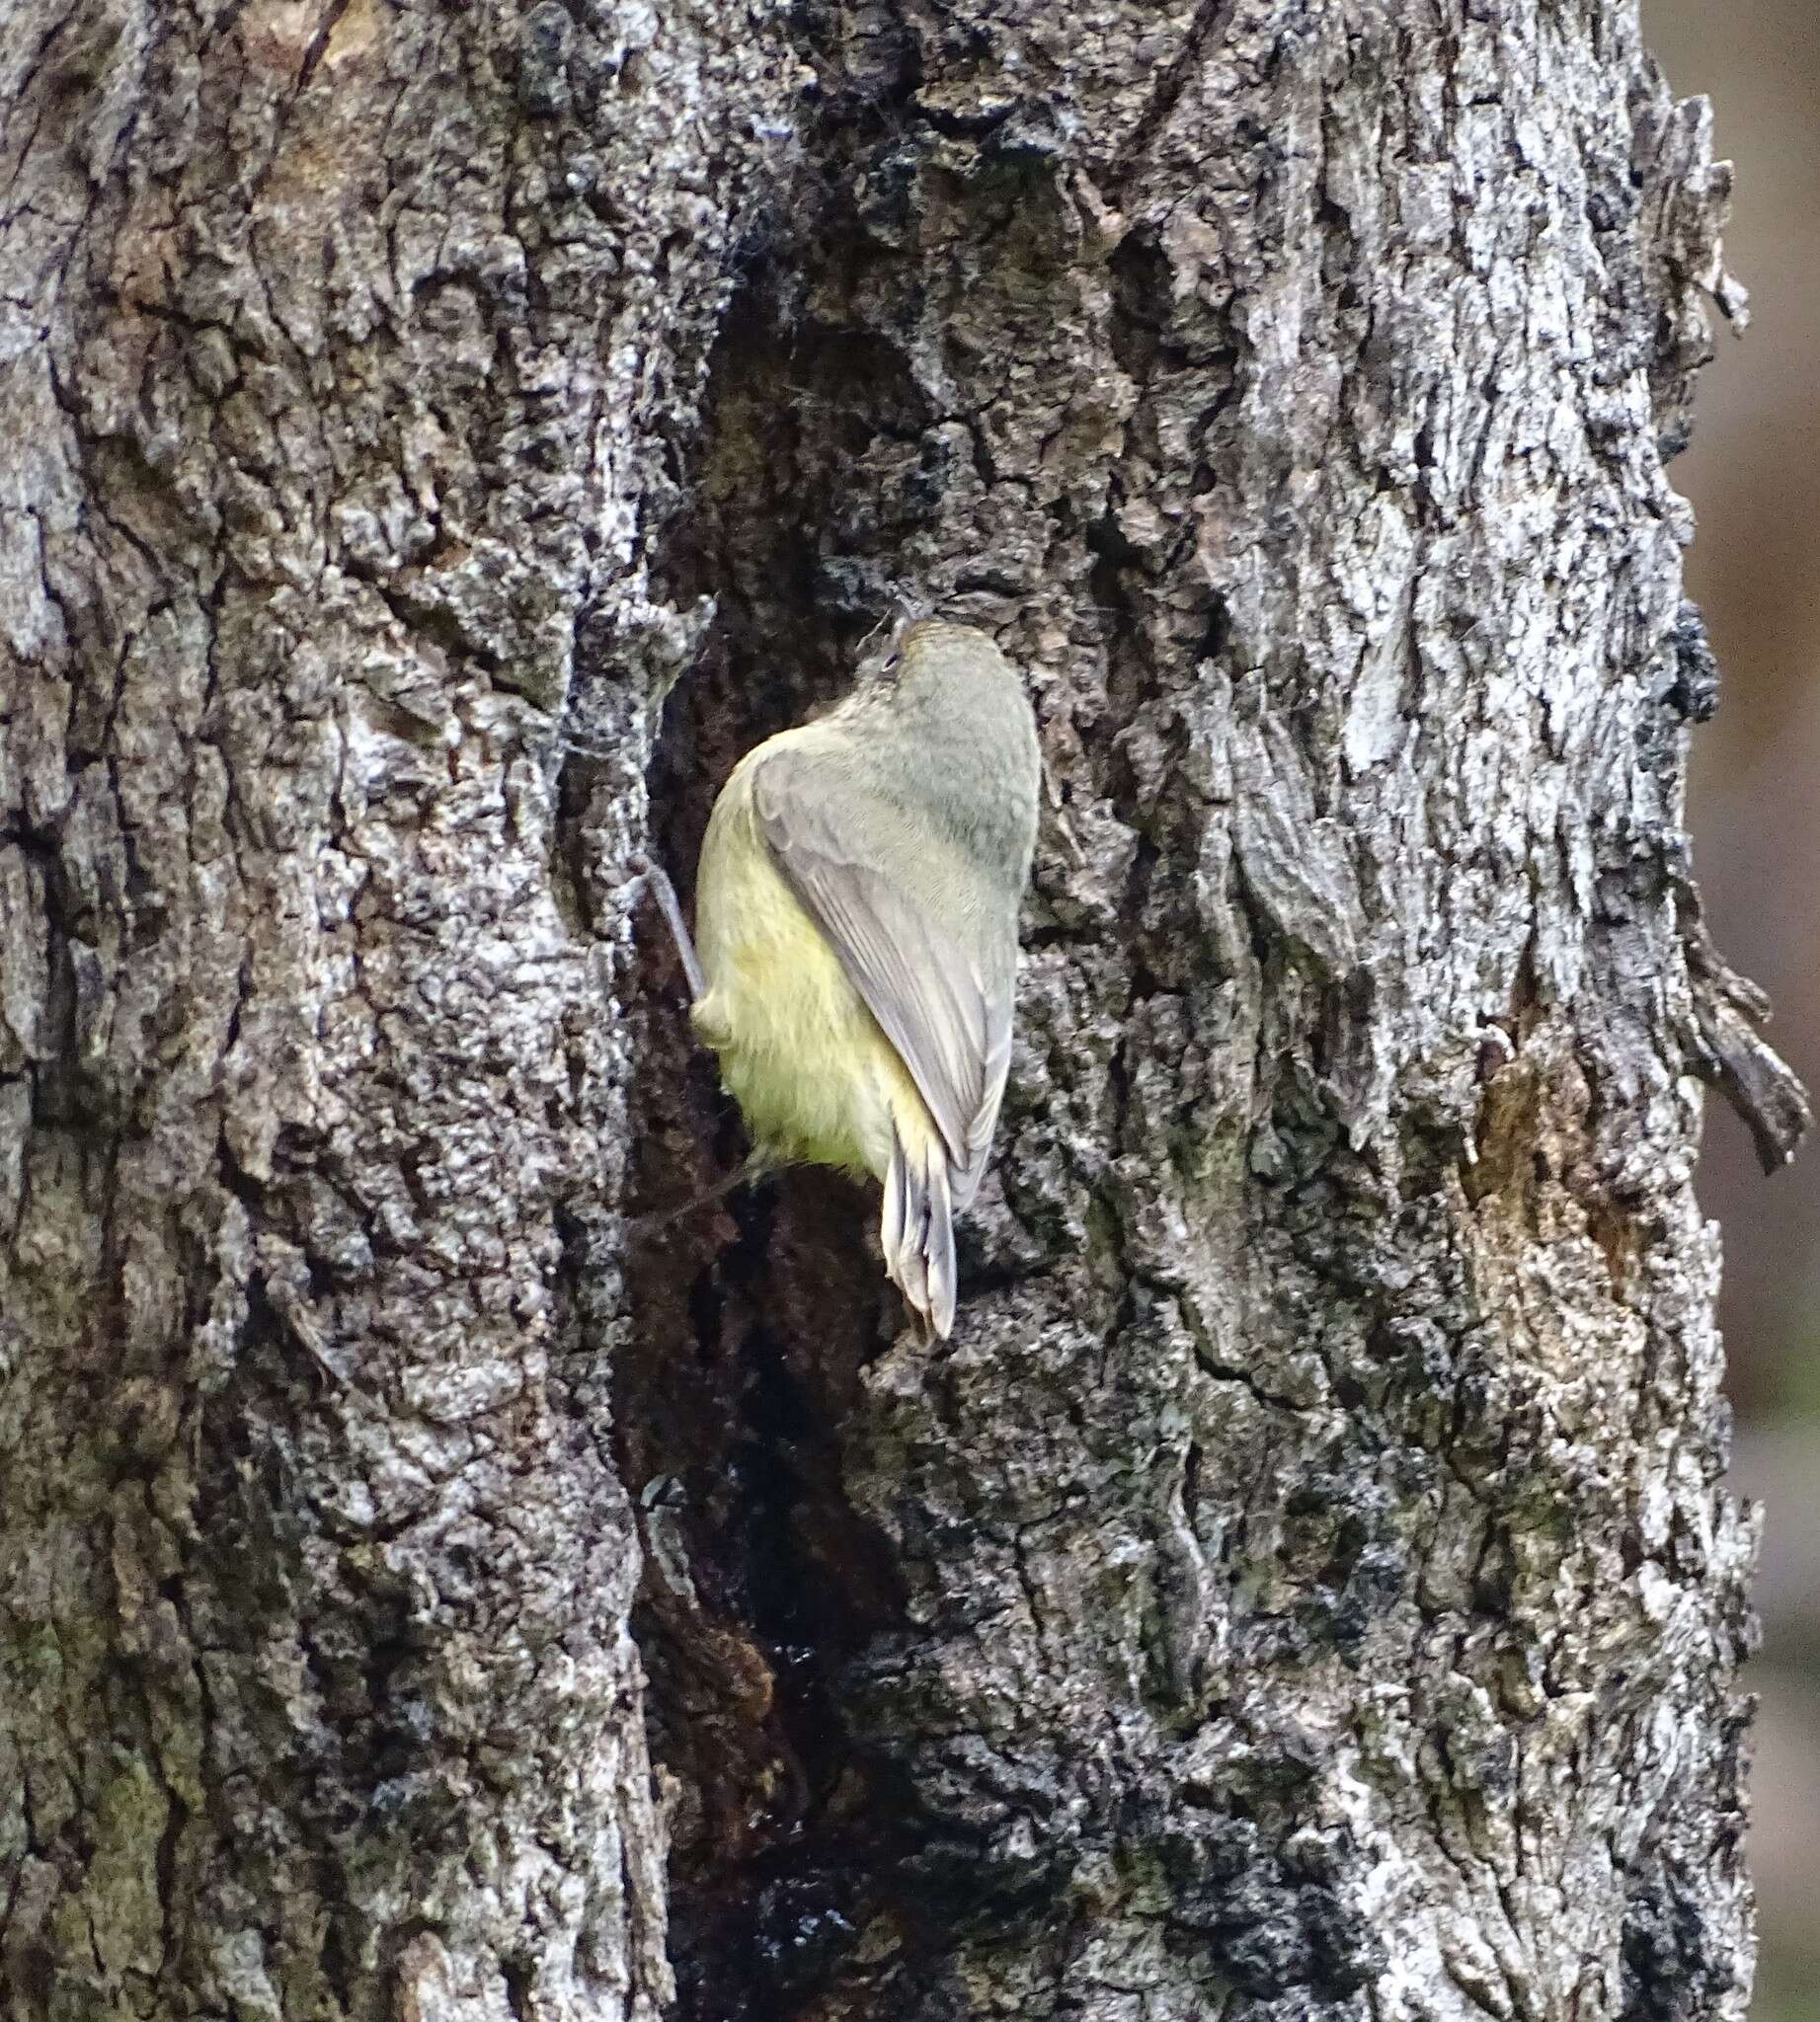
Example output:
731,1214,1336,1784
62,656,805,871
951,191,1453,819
751,742,1013,1207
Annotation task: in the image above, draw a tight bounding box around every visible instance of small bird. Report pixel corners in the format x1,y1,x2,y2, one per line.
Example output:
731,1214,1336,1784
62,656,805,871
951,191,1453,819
636,617,1041,1337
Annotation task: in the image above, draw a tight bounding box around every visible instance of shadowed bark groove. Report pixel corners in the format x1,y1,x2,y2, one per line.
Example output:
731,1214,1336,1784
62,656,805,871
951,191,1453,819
1,2,1806,2022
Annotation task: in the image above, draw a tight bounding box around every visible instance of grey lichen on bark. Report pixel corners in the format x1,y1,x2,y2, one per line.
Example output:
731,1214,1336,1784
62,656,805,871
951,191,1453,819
0,2,1806,2022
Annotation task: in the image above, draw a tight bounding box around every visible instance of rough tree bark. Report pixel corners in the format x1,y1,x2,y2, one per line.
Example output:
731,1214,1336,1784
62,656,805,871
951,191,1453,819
0,2,1806,2021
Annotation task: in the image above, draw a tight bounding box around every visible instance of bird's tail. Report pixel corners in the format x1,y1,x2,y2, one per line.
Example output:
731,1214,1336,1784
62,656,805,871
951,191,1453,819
881,1117,956,1339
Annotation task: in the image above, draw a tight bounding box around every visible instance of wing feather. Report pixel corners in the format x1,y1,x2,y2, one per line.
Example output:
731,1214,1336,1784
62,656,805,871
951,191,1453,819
751,739,1015,1207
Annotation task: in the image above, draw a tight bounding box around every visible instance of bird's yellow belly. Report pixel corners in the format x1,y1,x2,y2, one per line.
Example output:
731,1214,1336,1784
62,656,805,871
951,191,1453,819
691,783,913,1181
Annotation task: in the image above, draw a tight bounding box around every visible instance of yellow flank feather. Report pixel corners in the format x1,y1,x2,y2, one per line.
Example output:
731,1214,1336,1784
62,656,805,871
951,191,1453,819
690,739,944,1184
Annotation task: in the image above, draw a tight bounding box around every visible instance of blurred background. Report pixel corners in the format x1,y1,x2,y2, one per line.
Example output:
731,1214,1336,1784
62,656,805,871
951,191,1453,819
1646,4,1817,2015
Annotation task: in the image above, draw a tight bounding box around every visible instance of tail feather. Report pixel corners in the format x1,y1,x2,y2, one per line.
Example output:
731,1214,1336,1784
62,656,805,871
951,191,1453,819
881,1132,909,1284
882,1124,957,1339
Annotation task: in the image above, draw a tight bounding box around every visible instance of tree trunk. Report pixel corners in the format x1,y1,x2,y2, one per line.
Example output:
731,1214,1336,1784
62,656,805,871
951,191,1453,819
1,2,1805,2021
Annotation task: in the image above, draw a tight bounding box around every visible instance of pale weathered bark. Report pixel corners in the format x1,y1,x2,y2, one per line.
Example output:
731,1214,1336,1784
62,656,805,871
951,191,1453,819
0,3,1805,2022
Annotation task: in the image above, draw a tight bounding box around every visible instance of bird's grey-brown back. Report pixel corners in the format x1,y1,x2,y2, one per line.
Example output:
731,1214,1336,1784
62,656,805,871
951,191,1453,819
835,620,1040,902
